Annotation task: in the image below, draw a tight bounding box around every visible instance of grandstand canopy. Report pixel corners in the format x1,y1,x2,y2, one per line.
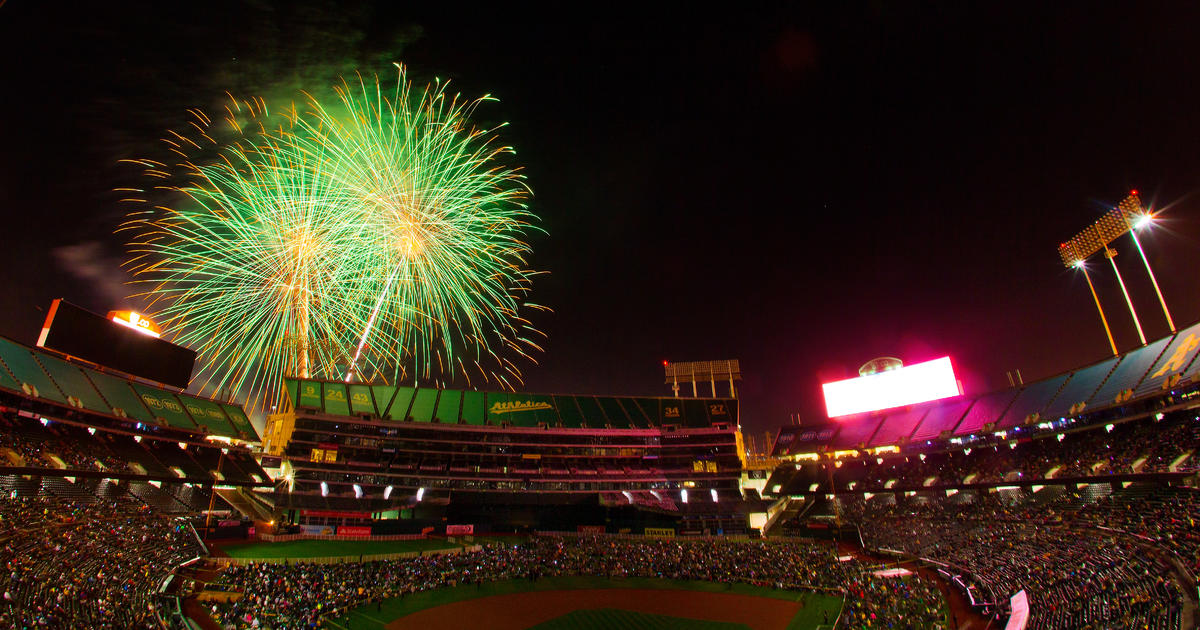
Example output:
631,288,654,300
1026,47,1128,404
775,318,1200,453
0,336,258,441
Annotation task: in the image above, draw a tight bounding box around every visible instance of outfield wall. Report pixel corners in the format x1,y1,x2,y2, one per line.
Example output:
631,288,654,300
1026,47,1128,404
208,544,480,566
258,532,427,543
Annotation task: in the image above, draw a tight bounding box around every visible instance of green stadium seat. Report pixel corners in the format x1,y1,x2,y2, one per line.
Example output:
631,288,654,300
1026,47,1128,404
130,382,197,430
220,403,258,440
553,395,585,428
408,388,438,422
322,382,351,416
368,385,395,417
681,399,710,427
705,399,735,424
487,392,557,427
632,399,659,427
0,338,67,403
33,353,109,413
434,389,462,423
659,400,684,426
348,384,375,416
596,397,633,428
297,379,322,410
84,370,154,423
575,396,608,429
0,354,18,392
179,395,238,438
385,386,415,420
461,390,487,425
285,378,300,409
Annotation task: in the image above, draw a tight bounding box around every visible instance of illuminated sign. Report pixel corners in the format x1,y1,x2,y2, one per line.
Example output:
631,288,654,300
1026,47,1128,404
107,310,161,338
488,400,553,415
822,356,960,418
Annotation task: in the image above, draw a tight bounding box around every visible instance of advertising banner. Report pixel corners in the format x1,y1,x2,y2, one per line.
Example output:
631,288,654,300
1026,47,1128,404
577,525,605,534
337,526,372,537
446,524,474,535
301,524,335,536
644,527,675,538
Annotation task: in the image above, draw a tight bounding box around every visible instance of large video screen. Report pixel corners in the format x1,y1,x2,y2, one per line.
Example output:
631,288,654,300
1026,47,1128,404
36,300,196,389
822,356,960,418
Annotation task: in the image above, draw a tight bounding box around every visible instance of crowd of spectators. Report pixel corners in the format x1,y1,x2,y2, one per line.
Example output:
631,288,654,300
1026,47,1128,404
0,493,202,628
0,413,263,484
210,536,947,630
852,412,1198,490
839,572,945,630
848,488,1188,629
0,415,127,473
1074,487,1200,577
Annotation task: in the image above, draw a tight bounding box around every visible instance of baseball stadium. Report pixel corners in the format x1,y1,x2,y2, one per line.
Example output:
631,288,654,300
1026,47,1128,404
2,8,1200,630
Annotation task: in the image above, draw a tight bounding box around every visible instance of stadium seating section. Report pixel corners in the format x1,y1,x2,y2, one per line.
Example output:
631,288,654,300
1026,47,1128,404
777,323,1200,452
0,336,258,441
0,412,268,487
843,484,1194,629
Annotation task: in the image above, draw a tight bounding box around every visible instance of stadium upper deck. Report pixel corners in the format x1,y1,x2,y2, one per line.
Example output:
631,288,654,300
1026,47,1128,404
0,336,258,442
774,319,1200,455
270,377,746,516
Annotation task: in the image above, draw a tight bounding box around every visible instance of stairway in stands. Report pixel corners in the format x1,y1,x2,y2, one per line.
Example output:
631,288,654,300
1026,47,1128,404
216,486,274,522
126,481,193,513
39,476,98,504
763,495,809,535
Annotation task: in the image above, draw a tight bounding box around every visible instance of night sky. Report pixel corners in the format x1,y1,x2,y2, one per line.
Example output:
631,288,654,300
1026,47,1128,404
4,3,1200,435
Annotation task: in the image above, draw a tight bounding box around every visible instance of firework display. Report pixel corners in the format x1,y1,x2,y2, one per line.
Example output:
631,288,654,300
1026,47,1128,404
121,64,544,408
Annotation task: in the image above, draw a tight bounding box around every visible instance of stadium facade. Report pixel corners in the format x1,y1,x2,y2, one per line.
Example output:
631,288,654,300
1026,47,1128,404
262,378,750,534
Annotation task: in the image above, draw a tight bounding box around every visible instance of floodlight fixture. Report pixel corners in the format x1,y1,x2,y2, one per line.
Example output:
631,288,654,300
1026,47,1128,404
1060,191,1174,352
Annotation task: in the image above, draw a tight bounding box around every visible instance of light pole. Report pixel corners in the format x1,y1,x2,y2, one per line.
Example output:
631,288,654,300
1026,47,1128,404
1104,247,1147,345
1128,213,1176,333
1075,260,1119,356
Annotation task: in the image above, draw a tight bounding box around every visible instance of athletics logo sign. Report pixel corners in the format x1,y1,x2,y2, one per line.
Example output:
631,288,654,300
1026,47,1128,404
489,400,553,415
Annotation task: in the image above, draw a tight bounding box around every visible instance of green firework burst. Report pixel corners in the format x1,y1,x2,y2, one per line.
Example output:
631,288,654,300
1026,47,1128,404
121,64,545,409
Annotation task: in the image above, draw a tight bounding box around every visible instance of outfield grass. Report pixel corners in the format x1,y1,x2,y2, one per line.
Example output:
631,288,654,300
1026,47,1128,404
324,576,843,630
220,538,460,559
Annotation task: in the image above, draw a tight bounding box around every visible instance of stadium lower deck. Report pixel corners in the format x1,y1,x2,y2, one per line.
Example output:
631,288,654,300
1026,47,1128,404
0,334,1197,628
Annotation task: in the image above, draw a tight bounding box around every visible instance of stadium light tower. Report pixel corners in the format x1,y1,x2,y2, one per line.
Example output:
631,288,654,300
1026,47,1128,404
664,359,741,398
1058,191,1169,353
1121,192,1176,332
